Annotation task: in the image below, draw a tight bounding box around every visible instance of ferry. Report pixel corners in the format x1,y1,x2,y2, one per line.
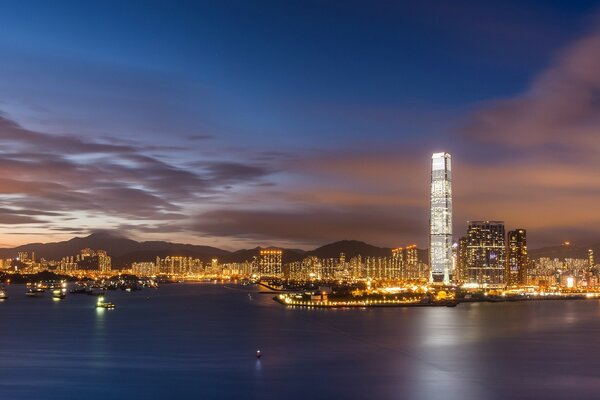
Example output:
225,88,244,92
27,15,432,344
96,296,116,309
53,282,67,299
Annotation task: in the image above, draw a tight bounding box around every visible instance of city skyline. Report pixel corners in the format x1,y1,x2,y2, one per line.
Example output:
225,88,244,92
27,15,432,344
1,1,599,250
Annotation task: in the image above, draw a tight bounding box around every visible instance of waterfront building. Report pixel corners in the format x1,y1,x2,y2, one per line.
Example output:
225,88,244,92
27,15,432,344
76,249,112,272
506,229,528,286
465,221,506,287
456,237,468,283
132,262,158,276
155,256,202,276
589,249,595,269
429,152,452,285
391,248,404,280
259,249,283,278
401,245,426,281
350,255,363,280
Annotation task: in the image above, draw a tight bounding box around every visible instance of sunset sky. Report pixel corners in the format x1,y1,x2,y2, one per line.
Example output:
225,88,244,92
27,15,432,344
0,0,599,249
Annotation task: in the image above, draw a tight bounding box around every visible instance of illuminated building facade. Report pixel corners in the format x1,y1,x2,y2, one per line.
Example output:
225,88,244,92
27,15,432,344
155,256,202,275
466,221,506,287
506,229,528,286
132,262,158,276
589,249,595,269
429,152,452,284
259,249,283,277
75,249,112,272
456,237,468,283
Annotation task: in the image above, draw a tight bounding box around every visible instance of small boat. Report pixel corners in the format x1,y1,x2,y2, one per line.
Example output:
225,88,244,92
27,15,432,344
52,288,67,299
96,296,116,309
256,350,261,359
248,293,253,300
25,289,44,298
0,288,8,300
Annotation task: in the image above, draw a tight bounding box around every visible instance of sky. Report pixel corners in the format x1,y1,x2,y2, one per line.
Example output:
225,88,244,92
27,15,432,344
0,0,599,249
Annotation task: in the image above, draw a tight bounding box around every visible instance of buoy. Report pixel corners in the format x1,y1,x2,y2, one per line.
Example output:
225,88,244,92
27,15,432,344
256,350,261,358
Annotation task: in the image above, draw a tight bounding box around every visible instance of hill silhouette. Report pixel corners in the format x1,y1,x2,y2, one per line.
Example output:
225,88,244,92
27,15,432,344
0,233,589,269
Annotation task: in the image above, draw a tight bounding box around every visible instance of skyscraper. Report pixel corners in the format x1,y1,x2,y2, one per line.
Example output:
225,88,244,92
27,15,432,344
259,249,283,277
429,152,452,284
456,236,468,283
465,221,506,287
506,229,528,286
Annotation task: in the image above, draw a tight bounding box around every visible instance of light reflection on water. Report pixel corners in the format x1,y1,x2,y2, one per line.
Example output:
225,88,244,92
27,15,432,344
0,283,599,399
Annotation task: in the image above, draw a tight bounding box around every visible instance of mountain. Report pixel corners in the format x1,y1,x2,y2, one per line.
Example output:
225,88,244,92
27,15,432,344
529,243,600,261
307,240,391,259
0,232,230,268
3,232,598,270
0,234,436,268
228,247,306,264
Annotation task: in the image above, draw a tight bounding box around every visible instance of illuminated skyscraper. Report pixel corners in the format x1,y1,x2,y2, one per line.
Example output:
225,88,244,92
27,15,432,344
259,249,283,277
429,152,452,284
456,237,468,283
466,221,506,287
506,229,528,286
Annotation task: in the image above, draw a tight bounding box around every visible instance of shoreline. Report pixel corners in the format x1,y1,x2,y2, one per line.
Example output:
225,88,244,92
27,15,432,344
273,294,593,308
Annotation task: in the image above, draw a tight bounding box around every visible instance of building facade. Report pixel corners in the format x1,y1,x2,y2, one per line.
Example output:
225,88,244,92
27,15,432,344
259,249,283,277
465,221,506,287
506,229,528,286
429,152,453,284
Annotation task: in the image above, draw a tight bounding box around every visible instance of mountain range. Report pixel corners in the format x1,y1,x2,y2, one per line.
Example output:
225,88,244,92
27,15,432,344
0,232,597,268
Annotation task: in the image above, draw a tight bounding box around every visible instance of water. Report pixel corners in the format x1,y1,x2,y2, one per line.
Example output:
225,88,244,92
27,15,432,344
1,283,600,399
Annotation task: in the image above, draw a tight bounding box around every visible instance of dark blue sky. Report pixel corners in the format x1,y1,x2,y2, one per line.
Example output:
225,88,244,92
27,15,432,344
0,0,599,248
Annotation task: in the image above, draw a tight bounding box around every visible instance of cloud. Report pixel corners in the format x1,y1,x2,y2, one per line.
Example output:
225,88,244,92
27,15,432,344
186,134,214,141
3,21,600,249
461,24,600,154
191,205,423,248
0,113,278,241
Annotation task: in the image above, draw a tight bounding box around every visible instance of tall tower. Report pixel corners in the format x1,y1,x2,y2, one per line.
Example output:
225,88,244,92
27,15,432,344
429,152,452,285
507,229,528,286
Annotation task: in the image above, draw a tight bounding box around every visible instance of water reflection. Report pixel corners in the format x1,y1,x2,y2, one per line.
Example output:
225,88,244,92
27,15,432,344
403,308,487,400
2,284,600,399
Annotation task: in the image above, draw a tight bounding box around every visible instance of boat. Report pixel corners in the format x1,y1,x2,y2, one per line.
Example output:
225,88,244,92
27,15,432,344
96,296,115,309
256,350,261,359
25,289,44,298
0,288,8,300
52,284,67,299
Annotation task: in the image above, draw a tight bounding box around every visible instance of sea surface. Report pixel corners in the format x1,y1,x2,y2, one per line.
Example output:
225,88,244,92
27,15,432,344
1,283,600,400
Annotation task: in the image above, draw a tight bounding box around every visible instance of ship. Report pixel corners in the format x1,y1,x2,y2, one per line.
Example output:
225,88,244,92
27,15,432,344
53,282,68,299
96,295,116,309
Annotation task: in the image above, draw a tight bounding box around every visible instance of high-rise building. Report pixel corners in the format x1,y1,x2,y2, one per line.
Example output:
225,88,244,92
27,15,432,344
589,249,595,269
132,262,158,276
76,249,111,272
465,221,506,287
429,152,453,284
506,229,528,286
456,237,468,283
259,249,283,277
18,252,29,262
